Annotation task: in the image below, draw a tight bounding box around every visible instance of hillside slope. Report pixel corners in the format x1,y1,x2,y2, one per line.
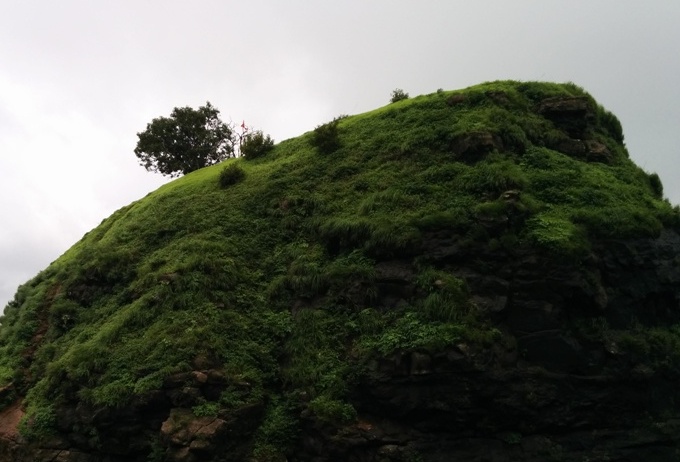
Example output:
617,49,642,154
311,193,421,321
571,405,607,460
1,81,680,461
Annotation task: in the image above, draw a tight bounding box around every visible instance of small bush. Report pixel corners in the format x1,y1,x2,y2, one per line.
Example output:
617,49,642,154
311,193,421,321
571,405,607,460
308,395,356,425
311,118,342,154
253,398,298,460
192,401,220,417
572,206,663,239
366,311,466,354
19,404,56,441
218,163,245,188
416,269,470,322
241,131,275,160
461,158,529,197
597,105,624,144
390,88,409,103
526,213,589,257
648,172,664,199
315,217,374,253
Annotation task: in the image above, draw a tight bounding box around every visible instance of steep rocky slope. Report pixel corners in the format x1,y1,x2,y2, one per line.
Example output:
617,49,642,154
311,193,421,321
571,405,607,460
1,81,679,461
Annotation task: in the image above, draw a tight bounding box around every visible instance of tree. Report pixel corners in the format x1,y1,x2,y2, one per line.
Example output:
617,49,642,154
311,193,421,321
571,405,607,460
240,130,275,159
134,102,235,177
390,88,409,103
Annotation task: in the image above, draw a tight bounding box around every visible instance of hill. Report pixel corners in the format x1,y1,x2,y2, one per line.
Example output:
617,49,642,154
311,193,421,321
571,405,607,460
1,81,680,461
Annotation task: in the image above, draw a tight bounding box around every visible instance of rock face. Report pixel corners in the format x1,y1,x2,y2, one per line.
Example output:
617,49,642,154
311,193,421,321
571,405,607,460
536,96,595,138
3,230,679,461
289,230,680,462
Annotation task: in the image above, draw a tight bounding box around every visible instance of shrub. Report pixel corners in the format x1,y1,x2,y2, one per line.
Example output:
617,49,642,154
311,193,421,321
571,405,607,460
572,205,663,239
192,401,220,417
253,398,298,460
218,163,245,188
526,213,589,257
648,172,664,199
19,404,56,441
597,105,624,144
308,395,356,424
311,118,341,154
416,269,471,322
461,158,529,197
367,311,466,354
390,88,409,103
241,131,275,160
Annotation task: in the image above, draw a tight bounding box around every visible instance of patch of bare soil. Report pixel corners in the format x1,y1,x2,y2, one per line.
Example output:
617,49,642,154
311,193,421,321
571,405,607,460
0,399,24,441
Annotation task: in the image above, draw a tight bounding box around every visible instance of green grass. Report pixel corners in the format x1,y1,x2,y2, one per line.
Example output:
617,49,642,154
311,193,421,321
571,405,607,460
0,80,677,459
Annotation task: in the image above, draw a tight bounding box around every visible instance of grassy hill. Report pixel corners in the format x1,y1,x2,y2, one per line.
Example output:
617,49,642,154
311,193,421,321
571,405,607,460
1,81,679,461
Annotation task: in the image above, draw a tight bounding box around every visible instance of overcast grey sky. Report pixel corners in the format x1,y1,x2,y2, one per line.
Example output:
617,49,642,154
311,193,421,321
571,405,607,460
1,1,678,309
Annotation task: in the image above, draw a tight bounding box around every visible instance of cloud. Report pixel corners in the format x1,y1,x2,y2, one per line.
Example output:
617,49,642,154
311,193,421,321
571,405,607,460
0,1,679,309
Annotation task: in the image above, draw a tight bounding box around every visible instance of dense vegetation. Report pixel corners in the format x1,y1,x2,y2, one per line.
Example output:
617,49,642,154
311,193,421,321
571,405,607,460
1,80,678,459
135,102,247,177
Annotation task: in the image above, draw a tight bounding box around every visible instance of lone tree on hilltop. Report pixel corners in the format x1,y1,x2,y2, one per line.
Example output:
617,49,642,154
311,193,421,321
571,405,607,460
390,88,409,103
134,102,235,177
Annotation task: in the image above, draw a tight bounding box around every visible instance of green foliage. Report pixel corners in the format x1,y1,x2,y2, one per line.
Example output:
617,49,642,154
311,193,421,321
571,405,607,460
613,324,680,374
499,432,523,445
308,395,356,424
218,163,246,188
192,401,220,417
49,297,80,334
520,146,669,247
135,102,235,177
516,80,586,103
283,308,349,396
146,437,166,462
525,213,589,257
314,217,374,252
361,311,465,355
0,80,677,460
311,117,342,154
571,204,663,239
253,398,298,461
648,172,664,199
241,130,275,160
596,105,625,144
19,404,56,441
356,269,497,356
461,156,529,197
390,88,409,103
416,269,471,322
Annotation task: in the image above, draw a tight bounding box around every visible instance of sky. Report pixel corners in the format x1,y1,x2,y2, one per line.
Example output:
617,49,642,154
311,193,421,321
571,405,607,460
1,1,679,310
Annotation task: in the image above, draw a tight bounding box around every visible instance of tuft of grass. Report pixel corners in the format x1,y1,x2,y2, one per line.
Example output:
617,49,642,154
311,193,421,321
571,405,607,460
525,213,590,257
218,162,246,188
253,397,299,460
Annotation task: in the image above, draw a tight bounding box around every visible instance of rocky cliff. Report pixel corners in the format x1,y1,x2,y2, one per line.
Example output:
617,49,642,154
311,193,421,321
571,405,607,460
1,81,679,461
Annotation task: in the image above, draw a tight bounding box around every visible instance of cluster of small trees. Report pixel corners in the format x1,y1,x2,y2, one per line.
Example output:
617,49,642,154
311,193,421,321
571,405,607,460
134,102,273,177
136,88,409,177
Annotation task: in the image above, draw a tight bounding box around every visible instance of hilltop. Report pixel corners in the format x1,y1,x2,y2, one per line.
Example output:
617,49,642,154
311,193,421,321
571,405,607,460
1,81,680,461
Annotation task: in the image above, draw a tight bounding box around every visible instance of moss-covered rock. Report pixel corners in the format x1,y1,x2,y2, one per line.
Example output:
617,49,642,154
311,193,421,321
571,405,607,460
1,81,680,461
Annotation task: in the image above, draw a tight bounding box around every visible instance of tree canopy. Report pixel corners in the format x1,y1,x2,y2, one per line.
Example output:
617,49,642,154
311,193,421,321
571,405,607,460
134,102,235,177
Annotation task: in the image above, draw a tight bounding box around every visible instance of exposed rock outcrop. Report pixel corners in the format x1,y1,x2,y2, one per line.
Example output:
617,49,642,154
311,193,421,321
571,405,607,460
536,96,595,138
4,229,679,461
291,229,680,461
451,132,504,163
